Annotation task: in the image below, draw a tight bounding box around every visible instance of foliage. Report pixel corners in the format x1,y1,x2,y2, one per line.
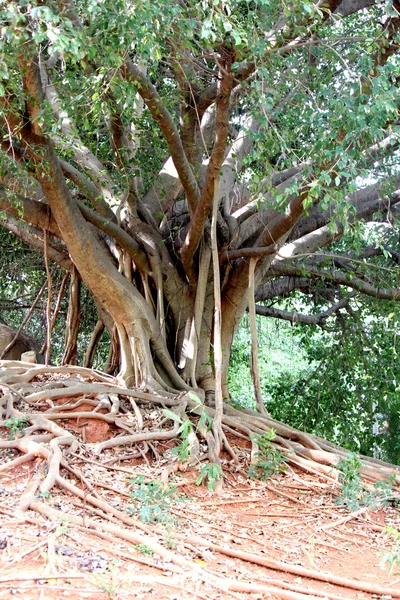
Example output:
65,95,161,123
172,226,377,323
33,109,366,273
229,314,310,410
134,544,154,556
90,574,117,598
162,408,193,461
196,462,223,491
172,420,193,461
3,416,30,439
229,277,400,465
0,0,400,470
381,527,400,575
162,406,213,462
335,452,396,510
128,475,182,524
248,430,287,481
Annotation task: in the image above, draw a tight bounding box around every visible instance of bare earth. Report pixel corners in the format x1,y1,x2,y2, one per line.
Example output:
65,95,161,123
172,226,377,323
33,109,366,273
1,366,400,599
1,446,400,599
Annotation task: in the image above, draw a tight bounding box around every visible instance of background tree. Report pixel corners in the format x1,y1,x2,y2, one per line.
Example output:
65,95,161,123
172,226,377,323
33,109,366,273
229,287,400,464
1,0,400,472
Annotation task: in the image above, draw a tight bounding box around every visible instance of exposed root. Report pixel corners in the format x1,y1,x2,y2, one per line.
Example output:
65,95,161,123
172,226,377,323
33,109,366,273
24,501,383,600
1,361,400,599
15,500,400,599
1,360,399,488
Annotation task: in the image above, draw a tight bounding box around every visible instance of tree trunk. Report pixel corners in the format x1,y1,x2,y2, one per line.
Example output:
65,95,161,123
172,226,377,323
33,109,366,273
2,6,399,475
62,268,80,365
83,319,105,368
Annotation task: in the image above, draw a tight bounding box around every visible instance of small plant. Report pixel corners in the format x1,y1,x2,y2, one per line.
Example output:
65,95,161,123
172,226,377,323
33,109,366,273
335,452,365,510
135,544,154,556
3,417,30,439
162,404,213,461
173,419,193,461
336,453,396,510
56,524,70,536
374,473,397,504
162,408,193,461
197,410,213,432
248,430,287,481
381,527,400,575
128,475,181,524
91,574,117,598
164,531,177,549
196,462,223,491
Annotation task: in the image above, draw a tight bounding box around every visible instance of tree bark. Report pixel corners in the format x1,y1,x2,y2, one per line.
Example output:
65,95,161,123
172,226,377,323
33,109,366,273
248,258,268,417
62,267,81,365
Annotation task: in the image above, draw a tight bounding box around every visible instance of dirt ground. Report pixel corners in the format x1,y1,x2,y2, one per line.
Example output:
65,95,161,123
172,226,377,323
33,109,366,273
1,365,400,599
1,450,400,600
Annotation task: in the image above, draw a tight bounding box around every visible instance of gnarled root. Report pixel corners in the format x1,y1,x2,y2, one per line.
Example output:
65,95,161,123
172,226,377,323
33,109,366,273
1,361,400,600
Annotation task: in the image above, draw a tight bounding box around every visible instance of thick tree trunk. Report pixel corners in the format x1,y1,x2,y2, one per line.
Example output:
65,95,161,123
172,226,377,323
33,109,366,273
2,6,398,416
35,145,187,391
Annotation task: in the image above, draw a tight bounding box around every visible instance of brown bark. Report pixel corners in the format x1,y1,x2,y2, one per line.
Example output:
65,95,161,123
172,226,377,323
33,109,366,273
83,320,105,368
62,268,81,365
248,258,268,416
180,44,235,280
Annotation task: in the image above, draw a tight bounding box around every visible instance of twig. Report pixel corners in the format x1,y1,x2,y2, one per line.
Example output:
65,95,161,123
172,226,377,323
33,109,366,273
264,483,309,505
46,532,59,577
320,506,369,530
71,453,138,475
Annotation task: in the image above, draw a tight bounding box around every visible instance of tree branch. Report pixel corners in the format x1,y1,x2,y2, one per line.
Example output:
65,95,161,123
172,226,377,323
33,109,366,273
334,0,376,17
0,180,149,274
59,160,115,222
255,276,327,302
104,87,145,207
221,244,279,264
254,295,354,325
0,186,60,236
123,58,200,215
180,45,235,279
236,172,303,246
40,62,120,217
256,187,311,248
271,262,400,300
0,214,72,271
75,200,149,274
289,178,389,241
281,190,400,260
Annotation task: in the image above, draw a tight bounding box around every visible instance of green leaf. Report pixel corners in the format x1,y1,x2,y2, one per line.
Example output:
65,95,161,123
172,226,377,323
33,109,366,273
188,391,202,404
162,409,182,424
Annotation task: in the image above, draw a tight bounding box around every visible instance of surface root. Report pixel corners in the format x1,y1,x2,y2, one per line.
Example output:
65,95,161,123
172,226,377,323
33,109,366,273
1,360,400,598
